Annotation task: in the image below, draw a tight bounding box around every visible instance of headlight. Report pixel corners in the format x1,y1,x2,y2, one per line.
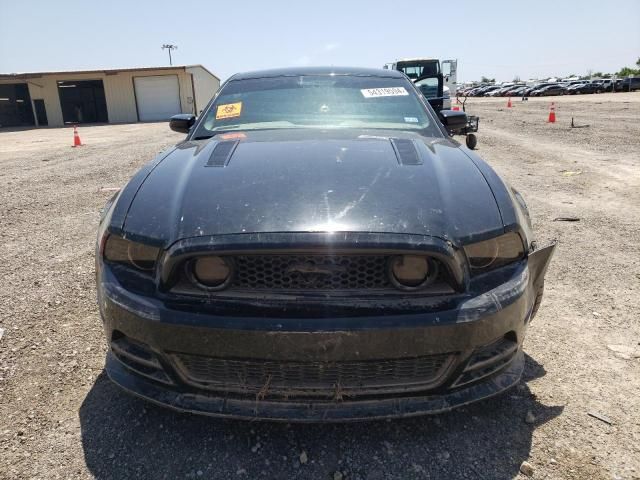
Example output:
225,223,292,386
188,256,233,290
103,235,160,271
464,232,524,272
388,255,439,290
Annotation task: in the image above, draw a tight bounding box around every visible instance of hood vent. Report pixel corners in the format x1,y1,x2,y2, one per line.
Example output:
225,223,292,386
206,140,239,167
390,138,422,165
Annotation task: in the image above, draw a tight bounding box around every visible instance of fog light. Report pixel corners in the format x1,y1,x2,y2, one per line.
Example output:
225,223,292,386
189,256,233,290
389,255,438,290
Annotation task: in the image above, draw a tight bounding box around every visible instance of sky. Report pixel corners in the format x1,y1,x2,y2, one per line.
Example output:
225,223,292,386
1,0,638,83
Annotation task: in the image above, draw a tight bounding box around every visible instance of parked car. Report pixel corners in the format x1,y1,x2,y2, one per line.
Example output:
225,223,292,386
566,82,598,94
557,81,582,92
486,87,509,97
617,77,640,92
502,85,527,96
476,85,501,96
509,86,528,96
530,84,567,96
523,82,555,96
96,66,555,421
496,86,517,96
591,79,614,93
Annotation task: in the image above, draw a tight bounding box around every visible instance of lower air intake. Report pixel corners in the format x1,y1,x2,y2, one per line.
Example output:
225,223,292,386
171,353,454,399
452,334,519,388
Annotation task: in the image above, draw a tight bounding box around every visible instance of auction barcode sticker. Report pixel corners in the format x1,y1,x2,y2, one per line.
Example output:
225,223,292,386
361,87,408,98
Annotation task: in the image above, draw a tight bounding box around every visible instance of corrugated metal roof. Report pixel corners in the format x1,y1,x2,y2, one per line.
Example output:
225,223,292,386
0,64,220,81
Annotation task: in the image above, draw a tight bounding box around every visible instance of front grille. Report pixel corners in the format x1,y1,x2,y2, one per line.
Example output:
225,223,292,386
233,254,390,290
170,251,456,298
172,353,453,399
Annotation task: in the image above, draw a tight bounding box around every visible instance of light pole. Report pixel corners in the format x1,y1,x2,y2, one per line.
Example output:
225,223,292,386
162,44,178,65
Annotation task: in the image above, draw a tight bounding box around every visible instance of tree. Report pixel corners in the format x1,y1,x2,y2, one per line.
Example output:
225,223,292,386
513,75,521,83
480,76,495,83
617,66,639,78
616,58,640,78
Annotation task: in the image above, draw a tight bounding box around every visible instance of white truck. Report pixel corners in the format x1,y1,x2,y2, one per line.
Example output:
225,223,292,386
384,58,478,149
383,58,458,109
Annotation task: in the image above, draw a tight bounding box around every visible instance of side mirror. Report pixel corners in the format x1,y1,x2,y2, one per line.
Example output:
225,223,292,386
169,114,196,133
438,110,467,131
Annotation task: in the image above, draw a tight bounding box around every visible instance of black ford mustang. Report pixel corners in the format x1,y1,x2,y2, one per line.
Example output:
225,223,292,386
96,67,555,421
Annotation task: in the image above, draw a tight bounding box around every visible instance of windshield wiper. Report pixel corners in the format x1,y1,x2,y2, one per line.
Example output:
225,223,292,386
193,135,214,140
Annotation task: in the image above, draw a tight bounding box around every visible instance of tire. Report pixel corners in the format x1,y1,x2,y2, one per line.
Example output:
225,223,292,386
465,134,477,150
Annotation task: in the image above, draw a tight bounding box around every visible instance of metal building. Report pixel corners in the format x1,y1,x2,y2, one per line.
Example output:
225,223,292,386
0,65,220,128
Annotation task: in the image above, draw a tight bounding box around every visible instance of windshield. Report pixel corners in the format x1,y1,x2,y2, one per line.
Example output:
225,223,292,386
194,75,440,138
395,61,440,80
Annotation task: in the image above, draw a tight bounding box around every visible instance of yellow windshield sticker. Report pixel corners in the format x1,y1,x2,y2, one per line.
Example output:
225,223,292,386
216,102,242,120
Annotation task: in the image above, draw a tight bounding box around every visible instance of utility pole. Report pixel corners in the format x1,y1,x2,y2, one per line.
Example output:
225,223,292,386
162,44,178,65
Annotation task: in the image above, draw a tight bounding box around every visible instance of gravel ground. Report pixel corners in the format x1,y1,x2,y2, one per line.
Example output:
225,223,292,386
1,92,639,479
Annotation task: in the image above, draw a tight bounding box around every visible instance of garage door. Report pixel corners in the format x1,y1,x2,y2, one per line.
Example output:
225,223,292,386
134,75,181,121
0,83,35,127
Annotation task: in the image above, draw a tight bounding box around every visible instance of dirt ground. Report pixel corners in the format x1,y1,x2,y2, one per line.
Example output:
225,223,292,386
1,92,639,480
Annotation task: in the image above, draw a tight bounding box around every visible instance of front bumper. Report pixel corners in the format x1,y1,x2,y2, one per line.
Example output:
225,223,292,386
106,349,524,422
98,244,555,422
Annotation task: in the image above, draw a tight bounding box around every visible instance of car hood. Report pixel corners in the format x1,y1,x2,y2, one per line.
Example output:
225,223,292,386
119,129,504,247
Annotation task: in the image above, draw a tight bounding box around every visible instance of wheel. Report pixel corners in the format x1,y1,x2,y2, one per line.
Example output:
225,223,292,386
465,134,477,150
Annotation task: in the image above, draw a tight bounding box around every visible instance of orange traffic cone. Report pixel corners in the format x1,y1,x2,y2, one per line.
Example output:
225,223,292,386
72,125,83,147
548,102,556,123
507,97,512,108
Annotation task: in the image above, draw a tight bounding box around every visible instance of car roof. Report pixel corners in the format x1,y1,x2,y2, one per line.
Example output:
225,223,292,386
230,66,406,80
